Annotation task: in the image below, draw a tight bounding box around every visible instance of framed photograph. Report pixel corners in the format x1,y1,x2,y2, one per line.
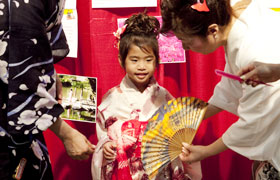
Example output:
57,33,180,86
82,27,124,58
58,74,97,123
117,16,186,64
92,0,157,8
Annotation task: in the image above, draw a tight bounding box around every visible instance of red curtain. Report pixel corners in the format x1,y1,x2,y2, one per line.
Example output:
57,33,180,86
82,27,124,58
43,0,252,179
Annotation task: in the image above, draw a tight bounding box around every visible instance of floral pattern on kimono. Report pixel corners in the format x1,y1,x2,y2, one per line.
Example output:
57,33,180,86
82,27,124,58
107,120,148,180
0,0,68,179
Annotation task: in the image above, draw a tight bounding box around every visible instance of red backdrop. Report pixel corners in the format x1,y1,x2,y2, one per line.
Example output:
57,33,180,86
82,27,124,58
43,0,253,179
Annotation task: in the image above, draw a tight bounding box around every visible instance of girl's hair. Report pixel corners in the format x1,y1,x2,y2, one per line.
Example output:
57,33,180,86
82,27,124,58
119,12,160,67
160,0,232,37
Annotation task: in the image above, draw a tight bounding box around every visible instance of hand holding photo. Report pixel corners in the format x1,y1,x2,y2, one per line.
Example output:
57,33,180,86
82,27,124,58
215,69,272,86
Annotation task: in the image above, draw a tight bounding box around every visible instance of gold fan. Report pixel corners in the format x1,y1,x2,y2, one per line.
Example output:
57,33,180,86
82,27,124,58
141,96,208,179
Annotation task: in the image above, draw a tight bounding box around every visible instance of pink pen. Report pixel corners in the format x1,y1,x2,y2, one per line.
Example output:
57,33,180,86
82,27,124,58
215,69,272,86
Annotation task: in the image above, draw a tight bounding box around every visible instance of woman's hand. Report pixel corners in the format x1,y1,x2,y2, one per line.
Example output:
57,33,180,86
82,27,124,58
179,138,228,164
179,143,209,164
62,128,96,160
237,62,280,87
103,141,117,160
49,118,95,160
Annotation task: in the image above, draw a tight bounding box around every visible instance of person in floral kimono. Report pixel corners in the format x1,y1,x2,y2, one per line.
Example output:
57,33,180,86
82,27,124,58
91,12,202,180
0,1,95,179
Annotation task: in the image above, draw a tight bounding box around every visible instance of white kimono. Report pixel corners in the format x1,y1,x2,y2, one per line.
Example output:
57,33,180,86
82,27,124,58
209,0,280,170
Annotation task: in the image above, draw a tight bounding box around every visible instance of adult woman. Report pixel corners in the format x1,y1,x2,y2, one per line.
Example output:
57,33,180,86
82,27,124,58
0,1,95,179
160,0,280,178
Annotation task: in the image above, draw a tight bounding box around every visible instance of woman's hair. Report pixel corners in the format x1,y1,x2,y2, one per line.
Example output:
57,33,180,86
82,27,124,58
119,12,160,67
160,0,232,37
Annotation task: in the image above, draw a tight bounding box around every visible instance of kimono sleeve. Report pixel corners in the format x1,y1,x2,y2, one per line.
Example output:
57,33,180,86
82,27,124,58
96,108,109,141
165,88,174,101
208,64,242,115
92,108,111,180
222,81,280,169
48,24,69,64
46,0,69,63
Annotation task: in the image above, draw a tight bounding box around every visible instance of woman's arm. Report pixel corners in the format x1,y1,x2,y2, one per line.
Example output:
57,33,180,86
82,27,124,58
204,103,223,119
179,137,228,163
49,118,95,160
237,61,280,86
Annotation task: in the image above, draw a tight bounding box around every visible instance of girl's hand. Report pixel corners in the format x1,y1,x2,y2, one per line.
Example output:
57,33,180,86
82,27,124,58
103,141,117,160
179,143,209,164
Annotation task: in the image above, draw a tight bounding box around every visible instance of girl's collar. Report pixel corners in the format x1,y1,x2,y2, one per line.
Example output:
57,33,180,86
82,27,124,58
121,74,157,93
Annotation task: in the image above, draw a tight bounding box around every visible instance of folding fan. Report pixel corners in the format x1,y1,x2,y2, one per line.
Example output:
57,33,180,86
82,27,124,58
141,96,208,179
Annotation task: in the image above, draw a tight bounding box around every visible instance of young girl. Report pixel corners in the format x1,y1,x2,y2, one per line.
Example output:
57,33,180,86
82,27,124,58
160,0,280,179
91,12,202,180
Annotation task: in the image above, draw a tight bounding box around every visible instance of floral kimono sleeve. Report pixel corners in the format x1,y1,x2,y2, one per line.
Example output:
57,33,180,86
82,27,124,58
48,24,69,64
96,108,109,141
92,108,115,180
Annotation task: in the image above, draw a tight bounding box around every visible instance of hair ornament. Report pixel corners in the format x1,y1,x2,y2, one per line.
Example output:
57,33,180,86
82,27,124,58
191,0,210,12
113,24,127,48
113,24,127,40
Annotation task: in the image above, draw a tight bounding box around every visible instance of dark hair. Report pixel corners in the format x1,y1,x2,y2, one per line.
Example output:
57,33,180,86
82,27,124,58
160,0,232,37
119,12,160,67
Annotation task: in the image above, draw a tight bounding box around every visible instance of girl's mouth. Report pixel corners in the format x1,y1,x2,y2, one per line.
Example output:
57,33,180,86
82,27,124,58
135,73,147,79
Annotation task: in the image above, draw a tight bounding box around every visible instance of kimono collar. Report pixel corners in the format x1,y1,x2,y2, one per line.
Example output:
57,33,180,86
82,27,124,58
121,74,158,93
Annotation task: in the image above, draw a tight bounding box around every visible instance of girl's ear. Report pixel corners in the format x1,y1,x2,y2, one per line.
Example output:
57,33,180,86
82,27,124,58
118,55,124,69
207,24,219,37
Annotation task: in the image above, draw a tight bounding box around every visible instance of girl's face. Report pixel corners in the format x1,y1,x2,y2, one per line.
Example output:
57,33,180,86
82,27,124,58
174,31,221,54
122,44,156,92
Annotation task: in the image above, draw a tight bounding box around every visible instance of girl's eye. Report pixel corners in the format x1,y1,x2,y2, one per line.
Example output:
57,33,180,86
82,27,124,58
131,59,137,62
146,59,153,62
